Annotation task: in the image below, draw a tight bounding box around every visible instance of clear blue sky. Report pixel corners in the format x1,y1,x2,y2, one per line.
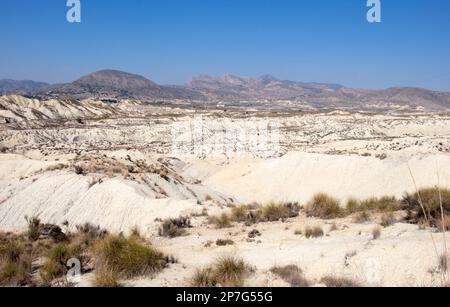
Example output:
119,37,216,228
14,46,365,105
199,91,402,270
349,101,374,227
1,0,450,91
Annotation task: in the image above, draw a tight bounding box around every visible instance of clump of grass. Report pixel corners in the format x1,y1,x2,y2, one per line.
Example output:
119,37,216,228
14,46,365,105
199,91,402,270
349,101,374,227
306,193,342,219
192,267,217,287
353,211,371,223
270,265,309,287
25,216,42,242
40,242,82,285
209,214,232,229
346,196,399,214
439,253,448,273
321,275,361,287
0,238,33,287
216,239,234,246
372,226,382,240
92,269,121,287
402,187,450,227
231,206,249,223
380,212,396,227
261,202,300,222
191,256,252,287
159,217,192,238
304,226,324,239
92,235,167,279
294,229,303,236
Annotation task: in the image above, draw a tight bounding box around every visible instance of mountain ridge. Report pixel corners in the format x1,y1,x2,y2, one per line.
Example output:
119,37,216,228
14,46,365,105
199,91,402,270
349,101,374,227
2,70,450,111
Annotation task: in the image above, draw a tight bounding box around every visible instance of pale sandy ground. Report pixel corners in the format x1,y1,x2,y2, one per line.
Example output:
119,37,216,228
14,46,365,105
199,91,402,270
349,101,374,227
1,96,450,287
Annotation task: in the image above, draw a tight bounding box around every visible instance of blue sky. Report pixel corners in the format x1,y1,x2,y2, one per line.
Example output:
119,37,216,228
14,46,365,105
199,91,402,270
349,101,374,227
1,0,450,91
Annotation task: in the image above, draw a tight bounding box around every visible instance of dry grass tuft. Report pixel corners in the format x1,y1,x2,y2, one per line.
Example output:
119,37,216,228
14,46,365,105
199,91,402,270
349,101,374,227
216,239,234,246
320,275,361,287
159,217,192,238
353,211,371,223
209,214,232,229
91,269,121,287
270,265,309,287
380,212,396,227
402,187,450,226
191,256,252,287
92,235,167,279
306,193,342,219
304,226,324,239
372,226,382,240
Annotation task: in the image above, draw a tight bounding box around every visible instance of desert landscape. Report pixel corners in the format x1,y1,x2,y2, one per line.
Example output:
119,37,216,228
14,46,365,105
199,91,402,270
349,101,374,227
0,70,449,287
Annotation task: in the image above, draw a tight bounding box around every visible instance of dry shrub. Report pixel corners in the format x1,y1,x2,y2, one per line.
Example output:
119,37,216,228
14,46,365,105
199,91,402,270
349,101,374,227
321,275,361,287
209,214,232,229
0,238,33,287
353,211,372,223
402,187,450,226
159,217,192,238
380,212,396,227
92,269,121,287
92,235,167,279
304,226,324,239
270,265,309,287
216,239,234,246
306,193,342,219
0,146,8,153
346,196,399,214
261,203,300,222
230,203,300,225
372,226,382,240
191,256,252,287
26,216,41,242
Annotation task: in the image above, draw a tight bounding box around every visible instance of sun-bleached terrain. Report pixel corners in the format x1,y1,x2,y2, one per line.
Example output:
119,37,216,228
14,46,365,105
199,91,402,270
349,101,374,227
1,94,449,287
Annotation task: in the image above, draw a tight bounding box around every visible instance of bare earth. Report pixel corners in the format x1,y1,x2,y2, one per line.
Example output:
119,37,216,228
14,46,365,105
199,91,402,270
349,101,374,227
1,95,449,286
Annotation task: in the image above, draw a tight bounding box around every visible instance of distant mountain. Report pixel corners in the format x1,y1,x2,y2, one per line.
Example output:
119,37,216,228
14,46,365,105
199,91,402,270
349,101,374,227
188,74,343,100
0,79,48,95
1,70,450,111
35,70,205,101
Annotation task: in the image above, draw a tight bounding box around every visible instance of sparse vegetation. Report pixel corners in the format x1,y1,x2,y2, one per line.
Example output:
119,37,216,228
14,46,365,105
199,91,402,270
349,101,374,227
306,193,342,219
353,211,371,223
92,235,167,279
321,275,361,287
159,217,192,238
191,256,252,287
91,269,121,287
346,196,399,214
304,226,324,239
439,253,448,273
380,212,396,227
215,202,300,228
402,187,450,227
372,226,382,240
209,213,232,229
270,265,309,287
216,239,234,246
261,202,300,222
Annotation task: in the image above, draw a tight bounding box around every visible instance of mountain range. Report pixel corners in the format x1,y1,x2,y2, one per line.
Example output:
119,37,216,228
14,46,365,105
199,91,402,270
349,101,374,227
1,69,450,111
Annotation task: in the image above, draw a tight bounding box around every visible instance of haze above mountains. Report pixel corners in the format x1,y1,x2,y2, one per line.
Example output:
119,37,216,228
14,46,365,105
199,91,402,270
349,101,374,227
1,69,450,111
